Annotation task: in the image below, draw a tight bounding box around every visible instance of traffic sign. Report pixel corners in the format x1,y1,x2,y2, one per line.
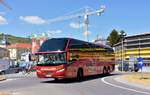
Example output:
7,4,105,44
137,57,144,69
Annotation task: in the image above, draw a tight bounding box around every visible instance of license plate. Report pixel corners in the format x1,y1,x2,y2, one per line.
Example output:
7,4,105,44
45,74,52,77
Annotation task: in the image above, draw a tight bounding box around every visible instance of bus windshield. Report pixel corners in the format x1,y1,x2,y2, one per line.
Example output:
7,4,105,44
38,38,68,52
36,53,66,66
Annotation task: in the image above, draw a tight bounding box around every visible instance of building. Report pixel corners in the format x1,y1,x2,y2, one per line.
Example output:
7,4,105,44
32,37,40,54
0,47,9,59
7,43,32,60
115,33,150,68
0,34,10,48
0,34,10,59
31,33,47,54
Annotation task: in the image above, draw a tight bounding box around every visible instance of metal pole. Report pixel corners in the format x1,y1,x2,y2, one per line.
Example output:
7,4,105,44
122,38,124,71
138,37,143,79
138,37,141,57
84,14,89,42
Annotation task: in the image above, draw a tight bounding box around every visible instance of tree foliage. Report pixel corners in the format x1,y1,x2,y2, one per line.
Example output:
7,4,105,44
107,29,120,47
0,34,31,44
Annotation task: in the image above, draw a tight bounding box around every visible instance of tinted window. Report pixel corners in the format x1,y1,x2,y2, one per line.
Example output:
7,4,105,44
39,38,68,52
106,47,114,53
69,39,89,48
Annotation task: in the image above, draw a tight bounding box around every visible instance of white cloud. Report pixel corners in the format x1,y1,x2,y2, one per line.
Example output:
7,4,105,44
47,30,63,38
47,30,62,34
69,22,84,29
19,16,47,25
83,31,91,36
0,16,8,25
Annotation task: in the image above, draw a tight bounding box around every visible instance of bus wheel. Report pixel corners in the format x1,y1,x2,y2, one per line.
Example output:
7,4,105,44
103,67,107,75
106,67,110,75
54,78,58,81
77,68,83,81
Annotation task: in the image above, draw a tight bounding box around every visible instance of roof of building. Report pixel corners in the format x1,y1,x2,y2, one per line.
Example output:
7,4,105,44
7,43,32,49
114,32,150,46
127,32,150,38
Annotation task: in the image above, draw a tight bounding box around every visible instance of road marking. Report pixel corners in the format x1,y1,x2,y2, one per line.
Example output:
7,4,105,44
101,77,150,95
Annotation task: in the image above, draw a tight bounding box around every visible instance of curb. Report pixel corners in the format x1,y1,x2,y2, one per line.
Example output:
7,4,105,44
0,76,6,81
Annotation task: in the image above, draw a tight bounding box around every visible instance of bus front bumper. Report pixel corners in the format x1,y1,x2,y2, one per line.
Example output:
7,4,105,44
36,69,65,78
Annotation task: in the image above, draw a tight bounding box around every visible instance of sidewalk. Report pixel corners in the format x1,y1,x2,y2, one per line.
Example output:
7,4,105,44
4,71,36,79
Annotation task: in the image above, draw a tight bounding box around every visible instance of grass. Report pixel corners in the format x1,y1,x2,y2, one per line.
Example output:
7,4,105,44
120,73,150,86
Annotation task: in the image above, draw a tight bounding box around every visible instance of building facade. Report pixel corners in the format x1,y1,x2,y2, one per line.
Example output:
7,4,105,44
0,35,10,48
0,47,9,59
7,43,32,60
115,33,150,67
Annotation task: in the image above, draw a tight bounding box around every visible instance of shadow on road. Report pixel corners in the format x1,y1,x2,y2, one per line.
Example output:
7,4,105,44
40,73,121,84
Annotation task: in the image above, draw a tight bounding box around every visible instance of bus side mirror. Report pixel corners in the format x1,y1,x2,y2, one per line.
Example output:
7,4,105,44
29,54,31,61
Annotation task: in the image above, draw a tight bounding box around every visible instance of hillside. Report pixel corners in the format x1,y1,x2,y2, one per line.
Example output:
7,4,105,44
0,34,31,44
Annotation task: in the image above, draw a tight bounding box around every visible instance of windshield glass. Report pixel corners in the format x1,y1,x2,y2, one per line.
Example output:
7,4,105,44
38,38,68,52
36,53,67,66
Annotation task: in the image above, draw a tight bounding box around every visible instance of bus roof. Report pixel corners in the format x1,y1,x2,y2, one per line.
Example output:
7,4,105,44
35,38,113,54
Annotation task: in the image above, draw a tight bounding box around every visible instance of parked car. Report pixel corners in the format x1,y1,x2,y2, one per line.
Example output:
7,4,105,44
118,62,139,72
0,59,10,75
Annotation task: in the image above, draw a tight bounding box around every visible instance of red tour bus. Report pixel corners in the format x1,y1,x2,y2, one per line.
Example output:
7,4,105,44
35,38,115,80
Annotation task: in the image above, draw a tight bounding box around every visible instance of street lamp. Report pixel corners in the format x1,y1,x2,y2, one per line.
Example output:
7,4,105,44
120,31,127,71
138,37,141,57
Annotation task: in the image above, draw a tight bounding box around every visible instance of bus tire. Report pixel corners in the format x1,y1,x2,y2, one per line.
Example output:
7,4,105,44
107,66,110,75
103,67,107,75
77,68,83,81
54,78,58,81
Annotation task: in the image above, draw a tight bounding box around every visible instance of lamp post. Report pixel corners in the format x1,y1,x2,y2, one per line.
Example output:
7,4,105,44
121,38,124,71
138,37,141,57
120,31,126,71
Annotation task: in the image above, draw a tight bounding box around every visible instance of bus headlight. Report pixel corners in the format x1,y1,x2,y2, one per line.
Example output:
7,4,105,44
56,68,65,73
37,70,41,73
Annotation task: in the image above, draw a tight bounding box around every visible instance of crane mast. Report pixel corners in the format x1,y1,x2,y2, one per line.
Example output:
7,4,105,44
0,0,12,10
83,6,105,41
48,5,105,41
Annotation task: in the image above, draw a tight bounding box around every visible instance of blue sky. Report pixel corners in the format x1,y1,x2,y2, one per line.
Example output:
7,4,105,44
0,0,150,41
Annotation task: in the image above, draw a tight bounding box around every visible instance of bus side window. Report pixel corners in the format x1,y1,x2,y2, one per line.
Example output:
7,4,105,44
69,52,79,62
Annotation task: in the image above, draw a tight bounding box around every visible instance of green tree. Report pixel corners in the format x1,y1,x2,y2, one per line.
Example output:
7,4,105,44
107,29,120,47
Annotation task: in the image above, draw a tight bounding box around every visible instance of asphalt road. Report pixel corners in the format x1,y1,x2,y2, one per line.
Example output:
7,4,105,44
0,72,150,95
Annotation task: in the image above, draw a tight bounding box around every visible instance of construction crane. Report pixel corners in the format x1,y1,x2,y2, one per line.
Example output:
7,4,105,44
48,5,105,41
0,0,12,10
